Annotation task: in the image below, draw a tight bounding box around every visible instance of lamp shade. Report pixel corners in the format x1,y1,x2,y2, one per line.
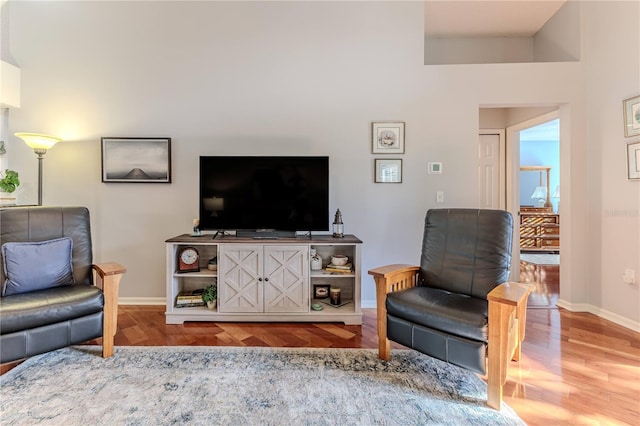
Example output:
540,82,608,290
551,185,560,198
530,186,547,200
14,133,61,150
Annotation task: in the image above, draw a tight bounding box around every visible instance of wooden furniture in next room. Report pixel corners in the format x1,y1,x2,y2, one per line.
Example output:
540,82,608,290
519,206,560,252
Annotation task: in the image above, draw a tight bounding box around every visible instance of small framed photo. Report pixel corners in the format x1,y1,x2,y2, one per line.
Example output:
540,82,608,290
313,284,330,299
627,141,640,180
623,95,640,137
372,122,405,154
101,137,171,183
375,159,402,183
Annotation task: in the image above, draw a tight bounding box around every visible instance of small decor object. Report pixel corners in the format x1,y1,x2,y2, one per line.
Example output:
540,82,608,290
627,141,640,180
0,169,20,205
311,302,324,311
329,287,342,305
207,256,218,271
313,284,330,299
372,121,405,153
375,159,402,183
623,95,640,137
310,248,322,270
332,209,344,238
177,246,200,273
330,255,348,266
202,284,217,310
101,137,171,183
191,219,201,236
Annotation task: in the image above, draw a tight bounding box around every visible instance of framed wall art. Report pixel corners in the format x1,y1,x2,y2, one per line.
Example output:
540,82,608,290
623,95,640,137
627,141,640,180
372,121,405,154
375,159,402,183
101,137,171,183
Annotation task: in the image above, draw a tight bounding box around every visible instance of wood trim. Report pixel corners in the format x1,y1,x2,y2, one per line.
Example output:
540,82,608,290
92,263,126,358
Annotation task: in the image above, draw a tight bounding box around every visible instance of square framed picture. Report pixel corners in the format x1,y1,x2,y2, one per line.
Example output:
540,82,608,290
101,137,171,183
372,122,405,154
313,284,331,299
623,95,640,137
627,141,640,180
375,159,402,183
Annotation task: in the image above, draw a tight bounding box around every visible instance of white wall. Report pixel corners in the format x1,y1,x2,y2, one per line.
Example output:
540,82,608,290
581,1,640,325
4,1,639,329
534,0,581,62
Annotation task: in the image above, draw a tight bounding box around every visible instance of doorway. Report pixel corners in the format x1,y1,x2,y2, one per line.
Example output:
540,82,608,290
479,107,561,308
507,110,560,308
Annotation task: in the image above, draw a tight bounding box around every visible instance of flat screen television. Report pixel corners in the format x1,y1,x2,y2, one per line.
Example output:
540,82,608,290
199,156,329,235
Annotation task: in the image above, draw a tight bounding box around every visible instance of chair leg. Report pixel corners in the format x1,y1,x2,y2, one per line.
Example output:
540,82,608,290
487,300,513,410
99,274,123,358
374,277,391,361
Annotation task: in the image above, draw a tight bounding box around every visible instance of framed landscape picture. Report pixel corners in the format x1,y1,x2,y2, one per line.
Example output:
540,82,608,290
372,122,405,154
101,137,171,183
623,95,640,137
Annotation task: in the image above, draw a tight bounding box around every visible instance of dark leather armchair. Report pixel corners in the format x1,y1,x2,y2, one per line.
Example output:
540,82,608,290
0,206,126,363
369,209,532,409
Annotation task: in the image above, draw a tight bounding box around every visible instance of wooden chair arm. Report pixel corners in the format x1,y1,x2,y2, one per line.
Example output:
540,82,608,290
92,262,126,358
368,264,420,294
487,281,533,306
92,262,127,278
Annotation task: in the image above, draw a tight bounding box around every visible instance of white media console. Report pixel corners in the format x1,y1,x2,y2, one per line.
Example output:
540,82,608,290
165,234,363,325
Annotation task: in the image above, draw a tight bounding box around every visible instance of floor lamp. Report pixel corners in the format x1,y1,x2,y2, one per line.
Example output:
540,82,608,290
14,133,61,206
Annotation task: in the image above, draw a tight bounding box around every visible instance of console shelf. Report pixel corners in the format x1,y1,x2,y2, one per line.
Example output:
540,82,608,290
165,234,362,325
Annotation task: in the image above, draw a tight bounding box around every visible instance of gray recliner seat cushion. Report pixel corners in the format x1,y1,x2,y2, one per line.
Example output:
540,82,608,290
386,286,488,342
0,285,103,334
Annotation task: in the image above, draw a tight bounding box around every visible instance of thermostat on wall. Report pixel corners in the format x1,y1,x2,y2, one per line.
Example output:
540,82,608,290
428,162,443,174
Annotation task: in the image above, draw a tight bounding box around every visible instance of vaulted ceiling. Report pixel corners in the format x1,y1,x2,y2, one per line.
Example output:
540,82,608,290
424,0,567,37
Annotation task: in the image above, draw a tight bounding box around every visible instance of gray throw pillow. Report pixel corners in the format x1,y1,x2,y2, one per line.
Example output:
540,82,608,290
2,237,75,296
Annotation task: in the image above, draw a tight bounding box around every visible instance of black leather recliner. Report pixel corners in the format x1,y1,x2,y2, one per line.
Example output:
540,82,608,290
369,208,532,409
0,206,126,363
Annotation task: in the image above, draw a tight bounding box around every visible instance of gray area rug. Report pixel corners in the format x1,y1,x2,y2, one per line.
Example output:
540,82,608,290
0,346,524,425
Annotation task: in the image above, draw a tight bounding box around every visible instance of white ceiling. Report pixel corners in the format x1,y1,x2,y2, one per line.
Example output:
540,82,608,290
424,0,567,38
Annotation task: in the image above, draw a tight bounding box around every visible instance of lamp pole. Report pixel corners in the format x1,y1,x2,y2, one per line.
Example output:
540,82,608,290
35,148,46,206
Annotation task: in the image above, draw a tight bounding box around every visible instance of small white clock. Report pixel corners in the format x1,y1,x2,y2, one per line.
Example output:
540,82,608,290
178,247,200,273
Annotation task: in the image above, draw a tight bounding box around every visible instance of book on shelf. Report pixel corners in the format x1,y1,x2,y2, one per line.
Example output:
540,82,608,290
176,289,205,304
325,267,353,273
326,263,352,270
175,301,205,308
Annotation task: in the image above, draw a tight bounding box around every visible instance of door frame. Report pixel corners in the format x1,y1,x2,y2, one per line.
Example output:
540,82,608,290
505,109,560,280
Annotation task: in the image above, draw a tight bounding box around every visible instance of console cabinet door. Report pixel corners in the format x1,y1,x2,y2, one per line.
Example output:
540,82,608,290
218,245,263,313
263,245,309,313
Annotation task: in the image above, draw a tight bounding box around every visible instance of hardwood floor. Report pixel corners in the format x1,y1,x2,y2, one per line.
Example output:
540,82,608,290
3,261,638,425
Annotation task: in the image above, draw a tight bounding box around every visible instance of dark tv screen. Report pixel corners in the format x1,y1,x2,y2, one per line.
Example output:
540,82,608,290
199,156,329,232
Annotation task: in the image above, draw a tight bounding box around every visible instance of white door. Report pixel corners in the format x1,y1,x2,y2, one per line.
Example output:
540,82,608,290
478,130,505,209
219,245,262,313
263,245,309,313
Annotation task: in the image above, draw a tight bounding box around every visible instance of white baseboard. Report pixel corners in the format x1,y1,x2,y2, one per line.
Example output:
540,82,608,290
556,299,640,333
119,297,165,306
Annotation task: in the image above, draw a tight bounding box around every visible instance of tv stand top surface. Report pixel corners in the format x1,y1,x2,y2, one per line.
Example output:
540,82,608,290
166,234,362,244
